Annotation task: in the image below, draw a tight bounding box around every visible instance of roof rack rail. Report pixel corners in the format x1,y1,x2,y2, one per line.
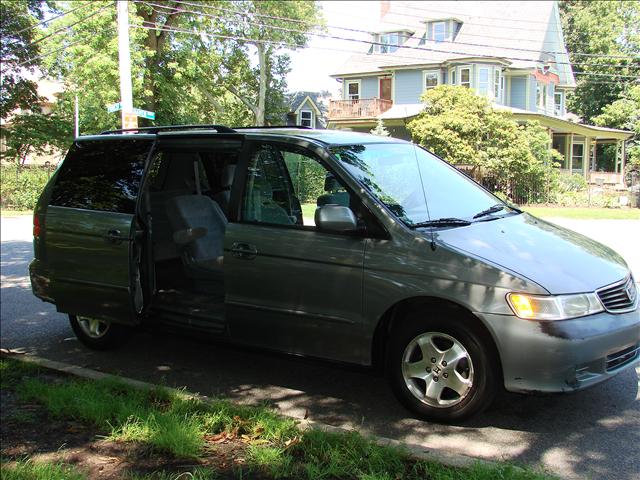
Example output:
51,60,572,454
232,125,312,130
99,124,237,135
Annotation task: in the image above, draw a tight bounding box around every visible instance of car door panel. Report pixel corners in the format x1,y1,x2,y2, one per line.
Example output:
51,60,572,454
46,206,141,324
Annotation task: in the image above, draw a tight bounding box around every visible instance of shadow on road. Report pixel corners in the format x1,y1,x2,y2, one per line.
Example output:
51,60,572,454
2,236,639,479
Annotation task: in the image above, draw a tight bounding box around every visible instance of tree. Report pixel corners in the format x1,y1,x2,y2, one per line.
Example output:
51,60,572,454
407,86,561,196
40,1,323,131
594,86,640,169
370,119,390,136
1,111,71,166
559,1,640,123
0,0,50,118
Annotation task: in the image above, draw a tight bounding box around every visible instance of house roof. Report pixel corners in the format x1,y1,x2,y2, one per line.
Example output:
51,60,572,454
332,1,575,87
288,91,324,114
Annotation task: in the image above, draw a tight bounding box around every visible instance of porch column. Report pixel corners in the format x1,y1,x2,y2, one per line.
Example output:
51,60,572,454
584,136,591,180
615,140,621,173
591,140,597,171
621,140,626,177
567,133,573,171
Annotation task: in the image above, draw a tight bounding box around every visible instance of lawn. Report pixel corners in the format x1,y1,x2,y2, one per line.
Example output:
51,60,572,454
522,206,640,220
0,356,556,480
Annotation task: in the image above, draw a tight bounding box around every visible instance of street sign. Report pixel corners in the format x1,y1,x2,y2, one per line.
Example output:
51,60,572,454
122,112,138,130
132,107,155,120
107,102,122,113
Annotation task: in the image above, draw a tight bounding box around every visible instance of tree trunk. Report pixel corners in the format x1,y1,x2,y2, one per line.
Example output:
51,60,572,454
256,42,267,126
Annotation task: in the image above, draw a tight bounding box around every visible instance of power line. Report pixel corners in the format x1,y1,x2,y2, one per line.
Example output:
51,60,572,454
140,1,640,76
129,22,638,83
165,0,639,61
11,1,95,37
27,4,112,48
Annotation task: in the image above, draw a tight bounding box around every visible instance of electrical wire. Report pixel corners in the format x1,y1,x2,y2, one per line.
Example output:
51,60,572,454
166,0,640,60
140,1,639,77
27,3,113,48
10,1,95,37
129,22,638,85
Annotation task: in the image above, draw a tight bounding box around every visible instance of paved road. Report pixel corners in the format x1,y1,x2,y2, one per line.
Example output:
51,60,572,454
1,214,639,480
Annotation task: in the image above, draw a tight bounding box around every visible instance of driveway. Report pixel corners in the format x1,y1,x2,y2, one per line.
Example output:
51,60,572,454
1,214,639,480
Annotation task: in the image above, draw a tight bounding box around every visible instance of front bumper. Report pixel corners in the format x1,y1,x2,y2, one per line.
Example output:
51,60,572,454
478,308,640,393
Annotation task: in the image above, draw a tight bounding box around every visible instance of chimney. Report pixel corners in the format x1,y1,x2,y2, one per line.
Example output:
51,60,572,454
380,0,390,19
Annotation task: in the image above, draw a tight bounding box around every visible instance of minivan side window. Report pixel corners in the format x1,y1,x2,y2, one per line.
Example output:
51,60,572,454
50,139,153,214
241,143,354,228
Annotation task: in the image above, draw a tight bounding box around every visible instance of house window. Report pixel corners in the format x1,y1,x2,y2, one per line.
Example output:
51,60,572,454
299,110,313,127
346,81,360,100
423,70,440,90
449,68,456,85
572,143,584,174
433,22,446,42
377,32,405,53
478,68,489,95
460,67,471,88
537,83,547,109
554,91,564,116
494,70,501,100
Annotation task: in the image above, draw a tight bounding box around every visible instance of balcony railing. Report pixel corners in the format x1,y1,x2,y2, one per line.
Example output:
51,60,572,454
328,98,393,119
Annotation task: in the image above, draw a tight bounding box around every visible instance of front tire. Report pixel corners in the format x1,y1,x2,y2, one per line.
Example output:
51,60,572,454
69,315,129,350
387,311,498,422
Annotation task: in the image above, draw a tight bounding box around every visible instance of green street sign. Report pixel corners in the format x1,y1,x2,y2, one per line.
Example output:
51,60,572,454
107,102,122,113
132,107,155,120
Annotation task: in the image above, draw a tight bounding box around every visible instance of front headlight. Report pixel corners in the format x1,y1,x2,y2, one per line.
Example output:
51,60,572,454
507,292,604,320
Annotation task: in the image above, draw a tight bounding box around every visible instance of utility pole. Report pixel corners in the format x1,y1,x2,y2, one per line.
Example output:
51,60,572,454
116,0,135,130
74,94,79,137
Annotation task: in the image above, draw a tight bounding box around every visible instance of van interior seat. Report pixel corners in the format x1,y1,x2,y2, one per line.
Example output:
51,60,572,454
212,164,236,214
166,195,228,276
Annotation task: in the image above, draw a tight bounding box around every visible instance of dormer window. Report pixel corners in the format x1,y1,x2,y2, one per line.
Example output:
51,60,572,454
433,22,446,42
426,19,462,42
372,31,410,54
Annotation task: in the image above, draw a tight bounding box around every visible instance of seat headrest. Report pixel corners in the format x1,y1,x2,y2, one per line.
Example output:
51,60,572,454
221,164,236,187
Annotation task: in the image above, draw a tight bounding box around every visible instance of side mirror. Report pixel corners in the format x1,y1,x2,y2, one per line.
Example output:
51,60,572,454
315,205,358,233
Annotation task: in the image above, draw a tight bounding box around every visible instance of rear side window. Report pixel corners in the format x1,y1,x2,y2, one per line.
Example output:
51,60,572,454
50,139,152,213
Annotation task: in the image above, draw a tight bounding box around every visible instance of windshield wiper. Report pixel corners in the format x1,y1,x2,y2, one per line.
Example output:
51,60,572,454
409,218,472,229
473,204,507,219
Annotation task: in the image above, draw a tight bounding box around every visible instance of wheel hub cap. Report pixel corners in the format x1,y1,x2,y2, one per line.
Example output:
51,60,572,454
401,332,474,408
77,316,110,339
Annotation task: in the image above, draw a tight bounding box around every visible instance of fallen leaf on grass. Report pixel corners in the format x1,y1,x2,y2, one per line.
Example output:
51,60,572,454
283,436,301,451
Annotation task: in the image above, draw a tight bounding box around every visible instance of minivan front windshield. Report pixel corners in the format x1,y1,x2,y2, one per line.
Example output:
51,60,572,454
330,143,516,227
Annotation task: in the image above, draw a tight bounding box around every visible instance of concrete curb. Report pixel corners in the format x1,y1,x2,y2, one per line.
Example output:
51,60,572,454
2,351,492,470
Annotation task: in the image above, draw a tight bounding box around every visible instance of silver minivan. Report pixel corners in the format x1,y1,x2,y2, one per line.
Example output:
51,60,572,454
30,126,640,422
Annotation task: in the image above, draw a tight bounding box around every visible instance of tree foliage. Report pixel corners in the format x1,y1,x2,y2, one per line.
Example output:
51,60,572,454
39,1,322,132
0,0,51,118
559,0,640,123
370,119,390,137
594,86,640,167
407,86,561,187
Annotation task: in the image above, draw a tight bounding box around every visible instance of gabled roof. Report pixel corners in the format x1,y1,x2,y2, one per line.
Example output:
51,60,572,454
332,1,575,87
288,91,324,114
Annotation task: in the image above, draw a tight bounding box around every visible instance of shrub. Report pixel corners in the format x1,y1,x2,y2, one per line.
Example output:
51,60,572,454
0,165,52,210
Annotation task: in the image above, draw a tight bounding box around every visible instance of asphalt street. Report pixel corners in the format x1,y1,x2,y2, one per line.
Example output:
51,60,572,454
1,214,639,480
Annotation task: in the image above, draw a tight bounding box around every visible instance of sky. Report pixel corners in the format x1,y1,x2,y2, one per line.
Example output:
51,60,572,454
286,1,382,97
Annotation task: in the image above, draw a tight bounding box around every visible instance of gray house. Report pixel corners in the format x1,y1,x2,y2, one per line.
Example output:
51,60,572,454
286,91,327,129
328,1,632,185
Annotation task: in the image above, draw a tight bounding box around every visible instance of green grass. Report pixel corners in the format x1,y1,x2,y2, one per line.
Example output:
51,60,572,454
1,357,557,480
523,206,640,220
0,458,86,480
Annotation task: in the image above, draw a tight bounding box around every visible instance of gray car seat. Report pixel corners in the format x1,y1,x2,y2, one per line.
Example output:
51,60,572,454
212,164,236,214
166,194,228,285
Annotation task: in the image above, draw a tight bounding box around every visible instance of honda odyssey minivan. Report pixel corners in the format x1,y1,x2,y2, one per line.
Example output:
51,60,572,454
30,125,639,421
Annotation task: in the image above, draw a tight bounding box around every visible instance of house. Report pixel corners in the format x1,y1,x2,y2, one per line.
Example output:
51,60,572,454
327,1,633,185
285,91,327,129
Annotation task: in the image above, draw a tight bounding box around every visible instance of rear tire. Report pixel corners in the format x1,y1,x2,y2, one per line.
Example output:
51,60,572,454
387,310,498,422
69,315,129,350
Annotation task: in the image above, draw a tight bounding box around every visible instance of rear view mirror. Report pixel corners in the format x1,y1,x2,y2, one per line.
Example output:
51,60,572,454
315,205,358,233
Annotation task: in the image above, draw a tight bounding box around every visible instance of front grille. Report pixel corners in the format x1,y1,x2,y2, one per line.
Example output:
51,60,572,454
596,277,637,313
606,344,640,371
